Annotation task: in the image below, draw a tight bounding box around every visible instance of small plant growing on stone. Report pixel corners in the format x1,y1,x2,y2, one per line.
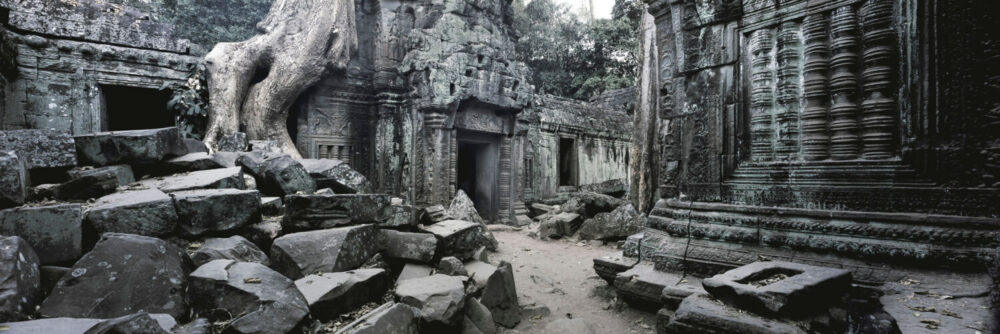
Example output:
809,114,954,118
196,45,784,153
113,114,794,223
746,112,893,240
162,62,209,140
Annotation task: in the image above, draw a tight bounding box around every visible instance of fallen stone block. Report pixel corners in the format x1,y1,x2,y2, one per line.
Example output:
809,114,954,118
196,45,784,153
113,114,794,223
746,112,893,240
210,151,244,167
188,259,308,334
137,167,246,192
66,165,135,187
181,138,208,154
701,261,852,316
164,152,223,172
40,265,69,297
335,302,419,334
395,274,467,325
85,189,179,237
448,190,485,224
592,253,634,284
283,194,392,231
0,236,41,322
190,236,270,267
381,230,437,263
271,224,381,279
299,158,372,194
571,192,626,217
0,151,27,209
665,293,808,334
421,220,488,260
74,127,183,166
237,153,315,196
538,212,582,238
577,203,645,241
422,205,451,224
480,261,519,328
85,312,172,334
397,263,434,283
529,203,556,217
171,189,261,236
382,205,419,228
0,203,82,264
39,233,191,319
0,313,177,333
215,132,247,152
52,168,119,200
295,269,388,318
463,260,496,292
578,179,627,198
437,257,467,276
462,297,497,334
261,196,283,215
614,264,675,311
0,129,77,169
249,140,282,153
662,281,706,310
240,217,282,250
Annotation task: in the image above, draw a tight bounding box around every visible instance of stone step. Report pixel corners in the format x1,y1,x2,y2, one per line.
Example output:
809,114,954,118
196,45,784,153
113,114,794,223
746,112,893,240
614,263,700,312
591,251,634,284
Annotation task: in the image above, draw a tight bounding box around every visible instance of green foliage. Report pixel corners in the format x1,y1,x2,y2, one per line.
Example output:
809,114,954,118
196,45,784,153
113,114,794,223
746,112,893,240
514,0,640,100
161,63,209,140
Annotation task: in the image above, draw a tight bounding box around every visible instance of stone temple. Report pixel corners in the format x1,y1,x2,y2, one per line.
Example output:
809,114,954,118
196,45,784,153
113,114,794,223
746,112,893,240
0,0,996,333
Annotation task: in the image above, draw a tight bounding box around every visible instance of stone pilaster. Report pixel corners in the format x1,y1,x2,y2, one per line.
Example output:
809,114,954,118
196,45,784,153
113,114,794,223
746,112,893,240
774,21,802,161
801,14,831,161
749,28,775,162
860,0,897,160
828,6,862,160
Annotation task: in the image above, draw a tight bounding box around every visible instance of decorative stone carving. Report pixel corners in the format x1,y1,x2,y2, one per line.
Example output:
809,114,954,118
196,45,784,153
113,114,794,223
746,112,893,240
801,14,831,161
773,22,801,161
749,28,775,162
828,6,861,160
860,0,897,160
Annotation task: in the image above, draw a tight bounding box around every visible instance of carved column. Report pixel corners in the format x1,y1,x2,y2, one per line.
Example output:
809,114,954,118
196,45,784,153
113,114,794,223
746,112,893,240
802,14,831,161
828,7,862,160
749,29,776,162
860,0,897,159
422,112,450,205
774,21,802,161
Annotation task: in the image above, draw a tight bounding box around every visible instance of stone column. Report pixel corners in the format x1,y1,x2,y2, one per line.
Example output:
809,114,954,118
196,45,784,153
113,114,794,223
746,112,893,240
775,22,802,161
749,28,775,162
422,111,450,205
860,0,897,159
801,14,831,161
828,7,862,160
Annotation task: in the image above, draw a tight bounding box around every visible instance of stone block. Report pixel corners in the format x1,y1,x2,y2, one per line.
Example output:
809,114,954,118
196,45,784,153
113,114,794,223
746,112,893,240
701,261,852,316
188,260,308,334
577,204,645,241
39,233,191,319
74,127,183,166
436,257,467,276
248,140,282,153
0,129,77,169
171,189,261,236
422,205,451,224
137,167,245,192
66,165,135,187
0,313,177,333
52,167,119,200
679,22,739,74
282,194,392,231
239,217,282,251
421,220,489,260
210,151,244,167
577,179,627,197
448,190,485,224
261,196,283,215
299,159,373,194
295,269,388,318
39,265,69,296
0,236,40,322
665,293,807,334
164,152,223,172
237,153,315,196
479,261,519,328
0,203,82,264
538,212,582,238
0,151,27,209
270,224,381,279
614,264,676,311
463,260,496,292
335,302,419,334
397,263,434,283
84,312,172,334
190,236,269,267
382,205,419,228
85,189,179,237
180,138,208,154
215,132,247,152
462,297,497,334
394,274,466,325
381,230,437,262
680,0,742,29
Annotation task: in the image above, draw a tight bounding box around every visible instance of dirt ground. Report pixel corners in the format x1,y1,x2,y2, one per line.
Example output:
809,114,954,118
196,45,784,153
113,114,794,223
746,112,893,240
488,229,657,334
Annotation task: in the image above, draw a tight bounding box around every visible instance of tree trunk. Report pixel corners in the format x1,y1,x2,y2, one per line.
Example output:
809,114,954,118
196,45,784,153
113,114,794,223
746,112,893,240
629,7,660,214
202,0,358,158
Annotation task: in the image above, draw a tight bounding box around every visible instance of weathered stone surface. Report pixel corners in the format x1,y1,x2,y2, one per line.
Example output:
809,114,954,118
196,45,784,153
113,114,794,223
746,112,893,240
421,220,489,260
188,259,308,334
190,236,269,267
437,256,467,276
578,179,627,198
462,297,497,334
181,138,209,155
137,167,246,192
0,129,77,169
449,190,485,224
614,264,674,311
66,165,135,187
40,233,191,319
164,152,224,172
571,192,626,217
592,253,633,284
39,265,69,296
261,196,283,216
422,205,452,224
665,293,807,334
237,153,316,196
85,189,178,237
577,204,645,240
395,274,467,325
249,140,282,153
463,260,496,293
529,203,556,217
53,168,119,201
382,205,419,228
538,212,582,238
0,236,40,322
0,204,82,264
480,261,519,328
0,313,177,333
702,261,852,316
215,132,247,152
299,159,373,194
381,230,437,262
336,302,419,334
209,151,244,167
397,263,434,283
0,151,27,209
74,127,183,166
85,312,171,334
295,269,388,318
283,194,392,231
240,217,282,250
171,189,261,236
271,224,381,279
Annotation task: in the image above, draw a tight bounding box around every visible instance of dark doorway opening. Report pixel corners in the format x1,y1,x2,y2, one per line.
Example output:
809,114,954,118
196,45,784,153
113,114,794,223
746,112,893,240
457,131,500,221
559,137,578,186
101,85,174,131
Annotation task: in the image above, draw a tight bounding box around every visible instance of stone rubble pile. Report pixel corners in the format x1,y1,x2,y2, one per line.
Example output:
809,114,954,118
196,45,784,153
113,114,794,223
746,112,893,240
524,181,645,241
0,127,522,333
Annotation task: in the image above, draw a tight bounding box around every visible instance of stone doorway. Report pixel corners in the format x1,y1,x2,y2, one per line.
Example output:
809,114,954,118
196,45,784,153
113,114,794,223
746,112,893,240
100,85,174,131
559,137,578,187
457,130,500,220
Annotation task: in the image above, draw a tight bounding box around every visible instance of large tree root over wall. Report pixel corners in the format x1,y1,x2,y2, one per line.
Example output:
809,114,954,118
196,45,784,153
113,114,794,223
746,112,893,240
202,0,358,158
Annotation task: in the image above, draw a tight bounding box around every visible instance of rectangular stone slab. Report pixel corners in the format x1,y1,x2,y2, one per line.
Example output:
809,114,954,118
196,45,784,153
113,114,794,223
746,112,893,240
665,293,807,334
74,127,183,166
0,151,27,209
701,261,852,316
283,194,392,231
0,129,77,169
137,167,245,192
0,204,82,264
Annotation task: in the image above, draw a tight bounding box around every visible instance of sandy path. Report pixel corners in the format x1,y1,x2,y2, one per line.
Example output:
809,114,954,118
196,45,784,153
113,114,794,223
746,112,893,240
489,230,657,334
